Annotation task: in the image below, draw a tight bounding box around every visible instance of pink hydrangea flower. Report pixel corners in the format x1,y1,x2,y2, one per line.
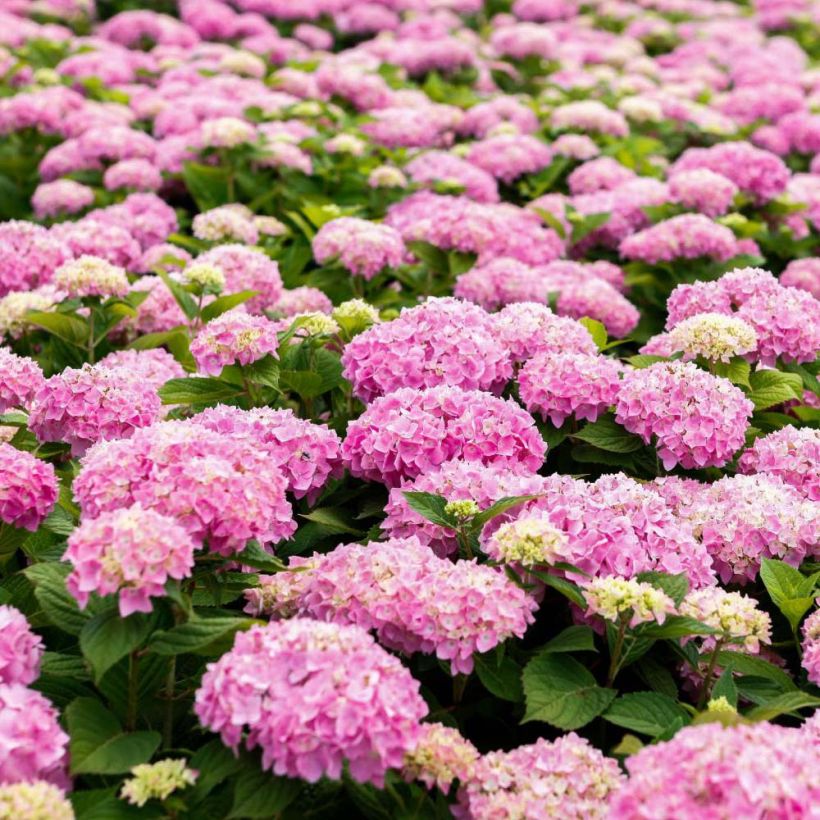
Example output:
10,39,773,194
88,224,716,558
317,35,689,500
739,426,819,501
0,607,42,686
668,168,739,217
65,504,196,617
0,348,44,412
190,310,279,376
491,303,598,363
518,352,622,427
29,364,163,456
615,361,753,470
801,609,820,686
341,386,546,487
383,459,554,556
465,134,553,183
402,723,479,793
456,734,624,819
271,286,332,317
619,214,739,264
0,684,69,788
187,405,342,499
73,421,295,556
781,258,820,299
609,722,820,818
98,348,185,393
194,619,427,787
246,536,537,675
313,217,405,280
0,222,69,296
342,298,513,402
567,157,635,195
31,179,94,219
103,158,163,192
0,444,58,531
195,245,284,314
405,151,499,203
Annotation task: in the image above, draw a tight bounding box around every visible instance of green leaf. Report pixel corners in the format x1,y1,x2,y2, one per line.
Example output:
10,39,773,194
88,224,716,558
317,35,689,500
406,240,449,275
745,692,820,722
148,616,256,656
713,356,751,388
278,349,343,399
522,653,616,729
637,657,678,699
635,571,689,606
578,317,608,349
228,766,302,818
401,492,454,528
24,563,90,636
300,507,365,537
242,355,280,389
711,668,738,708
71,787,162,820
573,414,644,453
158,377,242,405
40,652,90,681
626,354,668,368
80,609,153,683
25,311,88,345
716,651,797,691
570,211,610,244
234,541,287,573
472,494,542,529
527,569,587,607
183,161,231,211
66,698,160,775
747,370,804,411
474,652,524,702
156,268,199,320
542,625,597,654
759,558,818,632
187,740,244,805
636,616,718,640
603,692,690,737
201,290,259,323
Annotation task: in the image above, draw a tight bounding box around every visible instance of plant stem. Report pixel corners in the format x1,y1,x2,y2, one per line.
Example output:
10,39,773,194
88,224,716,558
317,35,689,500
162,655,176,750
698,638,724,709
127,651,140,731
87,310,95,364
606,618,628,687
452,673,468,704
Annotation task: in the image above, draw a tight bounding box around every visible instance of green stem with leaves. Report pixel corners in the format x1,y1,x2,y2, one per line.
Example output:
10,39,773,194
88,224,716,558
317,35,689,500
127,650,140,732
606,617,628,687
698,638,725,709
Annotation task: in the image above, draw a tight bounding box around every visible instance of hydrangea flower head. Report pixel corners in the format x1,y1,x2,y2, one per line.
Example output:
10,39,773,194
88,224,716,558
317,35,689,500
667,312,758,362
403,723,478,793
120,759,198,807
0,444,58,531
312,217,404,280
0,349,44,413
190,310,279,376
0,607,42,686
52,255,129,299
0,781,73,820
583,576,675,627
680,587,772,652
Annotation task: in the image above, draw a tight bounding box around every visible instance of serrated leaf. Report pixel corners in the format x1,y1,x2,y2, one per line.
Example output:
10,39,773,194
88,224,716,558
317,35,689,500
745,692,820,722
636,616,718,639
760,558,818,632
234,541,287,573
747,370,804,411
637,657,678,699
80,608,153,683
406,240,449,275
25,563,90,636
604,692,690,737
148,616,256,656
201,290,259,323
66,698,160,775
156,268,199,320
573,414,644,453
228,766,302,818
542,625,597,654
578,317,607,349
25,311,88,345
713,356,751,388
474,652,524,702
627,354,668,368
401,492,455,528
187,740,244,805
711,668,738,708
300,507,364,536
158,377,242,405
635,571,689,606
716,651,797,691
528,568,587,607
522,652,616,729
472,494,541,529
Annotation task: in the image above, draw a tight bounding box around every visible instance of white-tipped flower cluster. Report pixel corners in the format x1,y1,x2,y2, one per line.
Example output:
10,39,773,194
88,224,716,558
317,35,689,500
485,516,570,567
120,758,198,807
680,587,772,652
583,576,676,627
53,255,129,299
201,117,257,149
182,263,225,292
668,312,758,362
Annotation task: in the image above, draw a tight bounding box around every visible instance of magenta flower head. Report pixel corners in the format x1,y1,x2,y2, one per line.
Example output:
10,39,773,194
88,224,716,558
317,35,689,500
465,134,553,183
29,364,164,456
619,214,738,265
64,504,197,617
519,352,622,428
342,298,513,402
312,217,404,280
801,609,820,687
0,683,69,788
190,310,279,376
456,734,624,819
0,348,44,413
0,444,57,531
342,385,546,487
194,619,427,786
31,179,95,220
609,722,820,818
196,244,284,314
615,361,753,470
0,607,43,686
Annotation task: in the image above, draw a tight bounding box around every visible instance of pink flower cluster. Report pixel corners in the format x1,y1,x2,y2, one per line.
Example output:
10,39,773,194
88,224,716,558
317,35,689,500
518,352,622,427
342,298,512,402
0,607,42,686
456,734,624,819
615,361,753,470
73,421,295,556
312,217,405,280
801,609,820,687
247,536,537,674
31,179,94,220
342,386,546,487
465,134,552,183
0,684,68,788
0,444,58,531
187,405,341,499
65,503,196,617
405,151,499,203
383,459,551,556
619,214,739,264
403,723,479,793
739,425,819,500
609,722,820,818
0,348,44,412
190,310,279,376
194,619,427,786
28,363,163,456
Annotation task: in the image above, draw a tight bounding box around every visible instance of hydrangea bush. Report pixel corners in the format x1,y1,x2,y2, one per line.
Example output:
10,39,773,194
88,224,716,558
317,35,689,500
0,1,817,819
